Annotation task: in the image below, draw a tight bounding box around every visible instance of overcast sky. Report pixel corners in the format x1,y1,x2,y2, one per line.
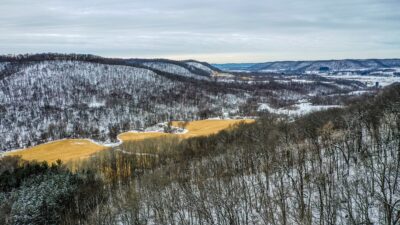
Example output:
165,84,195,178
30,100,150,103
0,0,399,63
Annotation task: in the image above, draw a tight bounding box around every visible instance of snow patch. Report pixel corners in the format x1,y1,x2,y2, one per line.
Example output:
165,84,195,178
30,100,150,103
88,99,105,108
258,100,342,116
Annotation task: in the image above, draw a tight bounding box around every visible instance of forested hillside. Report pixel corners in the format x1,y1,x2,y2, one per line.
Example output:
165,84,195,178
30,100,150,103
1,84,398,225
0,54,364,152
0,54,243,151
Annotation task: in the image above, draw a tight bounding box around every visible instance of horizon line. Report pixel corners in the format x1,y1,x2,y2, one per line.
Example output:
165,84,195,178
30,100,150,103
1,52,400,64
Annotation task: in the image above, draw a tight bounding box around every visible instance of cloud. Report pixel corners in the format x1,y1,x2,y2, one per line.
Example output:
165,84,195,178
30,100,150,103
0,0,399,62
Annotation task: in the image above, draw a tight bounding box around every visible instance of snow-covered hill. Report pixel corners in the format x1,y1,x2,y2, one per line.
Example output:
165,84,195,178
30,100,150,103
141,62,209,80
0,56,244,151
0,54,371,152
125,59,216,79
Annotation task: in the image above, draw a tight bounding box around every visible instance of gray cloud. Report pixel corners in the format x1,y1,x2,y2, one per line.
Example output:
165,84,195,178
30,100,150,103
0,0,399,62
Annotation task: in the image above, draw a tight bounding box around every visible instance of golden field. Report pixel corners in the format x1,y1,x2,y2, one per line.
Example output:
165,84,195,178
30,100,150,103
173,119,253,138
118,132,169,142
119,119,254,141
7,119,254,163
7,139,107,163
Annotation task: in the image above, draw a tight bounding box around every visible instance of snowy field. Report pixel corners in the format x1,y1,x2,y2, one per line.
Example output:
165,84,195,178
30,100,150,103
325,74,400,87
258,99,341,116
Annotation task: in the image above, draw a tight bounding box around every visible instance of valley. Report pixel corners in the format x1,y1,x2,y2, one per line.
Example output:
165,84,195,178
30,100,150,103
1,0,399,224
1,54,375,153
1,54,399,225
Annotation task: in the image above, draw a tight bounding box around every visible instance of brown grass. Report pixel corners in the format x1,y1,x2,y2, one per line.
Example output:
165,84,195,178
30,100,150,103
8,119,254,163
173,119,254,138
7,139,107,163
118,132,169,142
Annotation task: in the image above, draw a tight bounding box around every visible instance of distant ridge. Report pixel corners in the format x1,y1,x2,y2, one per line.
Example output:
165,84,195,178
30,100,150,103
0,53,219,79
214,59,400,73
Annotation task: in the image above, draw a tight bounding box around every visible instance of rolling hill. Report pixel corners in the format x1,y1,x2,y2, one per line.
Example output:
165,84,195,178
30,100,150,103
0,54,246,151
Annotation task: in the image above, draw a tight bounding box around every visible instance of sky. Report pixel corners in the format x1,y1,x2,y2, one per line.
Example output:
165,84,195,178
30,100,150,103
0,0,399,63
